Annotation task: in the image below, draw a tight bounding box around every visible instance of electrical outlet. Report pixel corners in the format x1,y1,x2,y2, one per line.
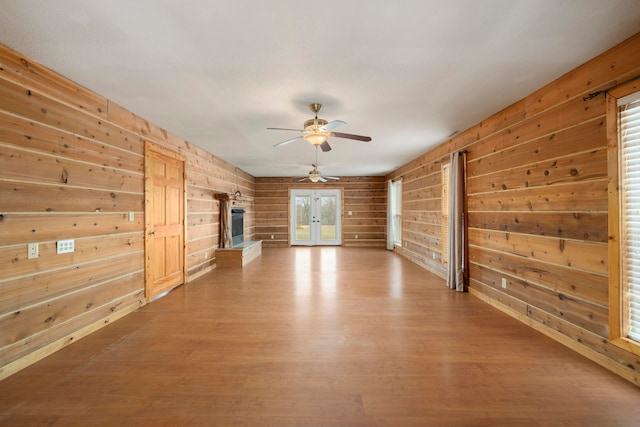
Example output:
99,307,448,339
501,278,507,289
271,235,274,240
432,252,436,260
355,234,359,239
57,239,75,254
129,211,135,221
204,251,208,259
28,243,39,259
348,211,352,216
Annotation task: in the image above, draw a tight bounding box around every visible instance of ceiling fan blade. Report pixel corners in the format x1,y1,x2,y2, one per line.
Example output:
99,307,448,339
299,177,309,182
324,176,340,180
324,120,347,131
273,136,303,148
319,177,327,183
320,141,332,152
267,127,304,132
331,132,372,142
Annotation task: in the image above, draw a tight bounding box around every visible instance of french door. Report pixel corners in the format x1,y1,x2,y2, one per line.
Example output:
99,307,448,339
290,189,342,246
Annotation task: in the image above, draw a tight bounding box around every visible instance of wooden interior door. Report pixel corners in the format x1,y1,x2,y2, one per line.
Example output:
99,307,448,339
145,142,185,301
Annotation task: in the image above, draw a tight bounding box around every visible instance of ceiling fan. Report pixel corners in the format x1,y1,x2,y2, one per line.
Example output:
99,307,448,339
299,146,340,183
269,103,372,152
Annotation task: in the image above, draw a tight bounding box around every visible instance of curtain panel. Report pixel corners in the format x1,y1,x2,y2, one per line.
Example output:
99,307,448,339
447,151,466,292
387,179,395,250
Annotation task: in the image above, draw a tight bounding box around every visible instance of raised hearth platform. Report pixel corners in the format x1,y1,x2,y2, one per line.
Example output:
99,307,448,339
215,240,262,268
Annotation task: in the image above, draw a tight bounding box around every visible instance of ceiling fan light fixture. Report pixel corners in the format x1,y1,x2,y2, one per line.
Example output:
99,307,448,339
269,103,370,151
309,171,321,182
303,132,329,146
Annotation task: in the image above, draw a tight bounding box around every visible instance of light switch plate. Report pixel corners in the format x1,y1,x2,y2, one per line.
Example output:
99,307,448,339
28,243,39,259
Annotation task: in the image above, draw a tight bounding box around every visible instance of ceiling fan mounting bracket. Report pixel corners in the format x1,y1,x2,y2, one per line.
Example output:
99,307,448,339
309,103,323,116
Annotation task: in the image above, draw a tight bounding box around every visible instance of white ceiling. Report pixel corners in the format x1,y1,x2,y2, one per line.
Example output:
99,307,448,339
1,1,639,178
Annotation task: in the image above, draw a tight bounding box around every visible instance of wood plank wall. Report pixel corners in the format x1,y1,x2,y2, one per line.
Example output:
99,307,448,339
0,44,255,379
389,157,448,277
386,33,640,385
254,177,386,248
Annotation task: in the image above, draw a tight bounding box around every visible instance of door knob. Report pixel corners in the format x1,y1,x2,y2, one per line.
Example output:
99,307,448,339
149,230,156,235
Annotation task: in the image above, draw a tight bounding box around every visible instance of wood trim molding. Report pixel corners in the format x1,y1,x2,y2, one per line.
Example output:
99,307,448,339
144,140,186,162
606,91,622,341
607,78,640,99
606,82,640,357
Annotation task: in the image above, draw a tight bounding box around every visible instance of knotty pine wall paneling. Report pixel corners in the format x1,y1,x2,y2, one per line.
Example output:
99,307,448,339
386,33,640,386
0,43,255,379
254,177,386,247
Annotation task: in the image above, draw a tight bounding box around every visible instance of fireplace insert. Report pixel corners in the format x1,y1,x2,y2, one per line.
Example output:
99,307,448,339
231,208,245,247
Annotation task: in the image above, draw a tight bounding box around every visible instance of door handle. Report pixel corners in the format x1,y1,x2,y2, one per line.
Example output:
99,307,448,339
149,230,156,235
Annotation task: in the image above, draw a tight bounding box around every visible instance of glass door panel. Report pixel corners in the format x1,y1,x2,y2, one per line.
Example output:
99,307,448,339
294,194,312,244
319,195,337,242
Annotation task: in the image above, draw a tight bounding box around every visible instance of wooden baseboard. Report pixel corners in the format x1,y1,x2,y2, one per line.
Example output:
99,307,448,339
397,250,447,280
469,287,640,387
187,264,216,282
0,302,141,381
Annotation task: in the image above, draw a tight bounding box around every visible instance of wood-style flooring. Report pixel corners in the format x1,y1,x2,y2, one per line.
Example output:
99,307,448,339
1,247,639,426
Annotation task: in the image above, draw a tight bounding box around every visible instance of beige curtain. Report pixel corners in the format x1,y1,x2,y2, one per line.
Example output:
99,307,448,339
220,199,232,248
447,151,466,292
387,179,395,250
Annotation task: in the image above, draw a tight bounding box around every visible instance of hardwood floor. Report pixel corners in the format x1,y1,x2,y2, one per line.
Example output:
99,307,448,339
1,247,639,426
